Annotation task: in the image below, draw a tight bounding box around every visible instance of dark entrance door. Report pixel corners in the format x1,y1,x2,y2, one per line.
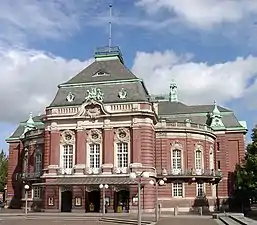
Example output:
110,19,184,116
114,190,130,213
86,191,100,212
61,190,72,212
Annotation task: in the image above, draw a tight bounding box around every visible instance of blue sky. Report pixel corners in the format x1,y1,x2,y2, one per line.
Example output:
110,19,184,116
1,0,257,151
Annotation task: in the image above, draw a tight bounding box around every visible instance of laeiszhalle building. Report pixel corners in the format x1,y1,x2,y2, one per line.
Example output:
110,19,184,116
6,46,247,213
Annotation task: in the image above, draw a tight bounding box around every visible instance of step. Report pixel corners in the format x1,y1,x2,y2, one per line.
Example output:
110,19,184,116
100,217,151,225
220,216,243,225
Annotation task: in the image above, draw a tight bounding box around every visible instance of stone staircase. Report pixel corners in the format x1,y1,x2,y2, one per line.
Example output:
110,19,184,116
217,213,257,225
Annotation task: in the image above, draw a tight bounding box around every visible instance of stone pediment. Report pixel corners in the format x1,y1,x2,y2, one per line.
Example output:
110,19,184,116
75,100,109,118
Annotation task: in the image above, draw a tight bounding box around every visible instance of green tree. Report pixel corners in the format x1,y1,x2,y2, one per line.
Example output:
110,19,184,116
235,127,257,204
0,150,8,192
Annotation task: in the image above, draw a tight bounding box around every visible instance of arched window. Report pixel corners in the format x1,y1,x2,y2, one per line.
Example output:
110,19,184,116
195,149,202,170
172,149,182,170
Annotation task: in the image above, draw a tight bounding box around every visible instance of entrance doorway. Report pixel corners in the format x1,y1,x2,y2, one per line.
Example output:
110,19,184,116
86,191,100,212
61,190,72,212
114,190,130,213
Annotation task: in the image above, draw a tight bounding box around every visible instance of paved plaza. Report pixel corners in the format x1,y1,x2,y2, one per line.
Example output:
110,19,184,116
0,216,218,225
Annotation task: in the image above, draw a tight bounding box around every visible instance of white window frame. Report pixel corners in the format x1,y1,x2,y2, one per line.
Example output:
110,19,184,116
172,183,183,198
196,183,205,197
33,186,42,199
195,149,203,171
172,149,182,172
209,146,214,170
60,144,75,174
89,143,100,169
35,153,42,174
116,142,129,169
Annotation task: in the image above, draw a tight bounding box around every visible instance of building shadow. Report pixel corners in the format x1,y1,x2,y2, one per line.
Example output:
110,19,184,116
9,144,23,209
190,196,210,215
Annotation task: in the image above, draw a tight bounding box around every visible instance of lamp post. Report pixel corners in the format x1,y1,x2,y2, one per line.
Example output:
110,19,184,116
24,184,30,216
99,184,109,215
129,171,150,225
149,178,165,222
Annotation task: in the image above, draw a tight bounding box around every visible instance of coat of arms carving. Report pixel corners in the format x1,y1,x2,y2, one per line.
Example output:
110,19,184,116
85,87,104,102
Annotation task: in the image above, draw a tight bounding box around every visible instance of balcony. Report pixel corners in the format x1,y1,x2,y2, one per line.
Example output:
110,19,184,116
156,120,214,135
18,172,42,180
158,168,222,183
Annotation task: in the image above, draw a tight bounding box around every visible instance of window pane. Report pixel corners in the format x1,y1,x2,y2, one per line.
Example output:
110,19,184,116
172,150,181,169
117,142,128,168
63,145,73,169
89,144,100,168
173,183,183,197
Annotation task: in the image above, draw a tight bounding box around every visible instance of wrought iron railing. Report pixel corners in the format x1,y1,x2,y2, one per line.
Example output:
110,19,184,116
19,172,42,179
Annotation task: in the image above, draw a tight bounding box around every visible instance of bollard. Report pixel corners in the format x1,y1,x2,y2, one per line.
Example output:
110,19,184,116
174,206,178,216
199,206,203,216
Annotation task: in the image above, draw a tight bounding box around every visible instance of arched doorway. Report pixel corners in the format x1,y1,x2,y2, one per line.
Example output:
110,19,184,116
86,190,100,212
114,190,130,213
61,190,72,212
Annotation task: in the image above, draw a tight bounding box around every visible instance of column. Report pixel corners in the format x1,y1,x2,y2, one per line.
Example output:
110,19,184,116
74,128,86,174
132,127,141,163
50,131,60,165
102,128,114,174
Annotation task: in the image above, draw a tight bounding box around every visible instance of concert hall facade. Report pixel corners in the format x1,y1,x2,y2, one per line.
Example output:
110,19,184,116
6,46,247,213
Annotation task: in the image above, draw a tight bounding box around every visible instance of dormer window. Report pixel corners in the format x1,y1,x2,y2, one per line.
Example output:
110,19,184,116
93,70,110,77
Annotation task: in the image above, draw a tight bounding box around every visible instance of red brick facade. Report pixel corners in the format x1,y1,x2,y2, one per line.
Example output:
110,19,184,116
5,51,247,213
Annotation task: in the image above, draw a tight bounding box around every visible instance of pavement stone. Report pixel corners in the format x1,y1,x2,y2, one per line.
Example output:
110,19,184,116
156,217,218,225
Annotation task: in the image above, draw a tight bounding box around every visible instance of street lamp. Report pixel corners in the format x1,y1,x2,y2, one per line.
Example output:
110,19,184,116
129,171,150,225
24,184,30,216
149,179,165,222
99,184,109,215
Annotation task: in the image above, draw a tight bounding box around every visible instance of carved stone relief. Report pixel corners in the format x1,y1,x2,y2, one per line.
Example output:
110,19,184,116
85,104,101,118
194,142,204,151
60,130,75,145
114,128,130,142
171,140,183,150
87,129,102,144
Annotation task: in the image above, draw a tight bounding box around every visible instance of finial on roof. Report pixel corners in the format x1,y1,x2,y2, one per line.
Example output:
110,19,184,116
169,80,178,102
212,100,221,117
27,112,34,125
108,3,112,51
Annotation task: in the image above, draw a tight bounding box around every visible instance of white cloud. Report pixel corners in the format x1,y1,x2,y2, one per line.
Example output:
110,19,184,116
136,0,257,29
0,0,97,45
0,47,92,123
132,50,257,105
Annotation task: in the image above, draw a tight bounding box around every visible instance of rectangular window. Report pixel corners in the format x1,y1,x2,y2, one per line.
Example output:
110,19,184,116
197,183,204,197
172,150,181,169
35,154,42,174
195,150,202,170
217,142,220,152
117,142,128,168
63,145,73,169
89,144,100,168
218,160,221,169
173,183,183,197
33,187,41,199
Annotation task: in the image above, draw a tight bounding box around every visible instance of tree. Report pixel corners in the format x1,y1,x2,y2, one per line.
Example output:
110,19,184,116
234,127,257,205
0,150,8,192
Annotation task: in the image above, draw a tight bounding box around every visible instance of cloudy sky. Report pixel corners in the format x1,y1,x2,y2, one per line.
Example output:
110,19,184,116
1,0,257,150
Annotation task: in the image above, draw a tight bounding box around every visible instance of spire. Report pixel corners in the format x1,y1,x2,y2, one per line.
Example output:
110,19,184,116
212,100,221,118
210,100,225,129
26,112,35,126
108,4,112,51
21,112,35,138
169,80,178,102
